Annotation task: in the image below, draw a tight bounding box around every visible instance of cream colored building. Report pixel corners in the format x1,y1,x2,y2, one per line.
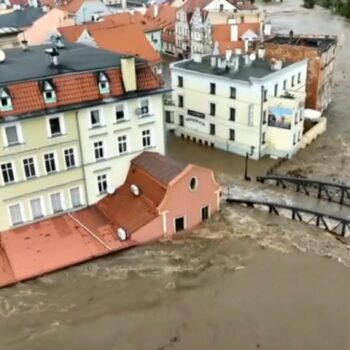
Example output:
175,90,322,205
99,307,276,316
0,43,167,231
166,49,308,160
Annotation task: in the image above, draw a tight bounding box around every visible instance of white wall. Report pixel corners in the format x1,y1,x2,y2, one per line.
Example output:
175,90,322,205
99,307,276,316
78,93,165,205
168,57,308,159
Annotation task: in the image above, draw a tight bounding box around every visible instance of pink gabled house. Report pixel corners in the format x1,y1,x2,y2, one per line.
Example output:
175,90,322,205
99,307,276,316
0,152,221,288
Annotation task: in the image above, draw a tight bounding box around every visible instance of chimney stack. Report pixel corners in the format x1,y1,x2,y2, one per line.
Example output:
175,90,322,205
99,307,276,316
121,55,137,92
289,30,294,42
225,47,232,61
153,3,159,17
229,18,238,42
121,0,127,9
263,22,272,37
20,39,28,51
45,47,59,67
257,44,265,59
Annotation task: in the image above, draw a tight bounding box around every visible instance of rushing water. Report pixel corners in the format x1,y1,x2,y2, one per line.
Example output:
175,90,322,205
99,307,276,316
1,1,350,349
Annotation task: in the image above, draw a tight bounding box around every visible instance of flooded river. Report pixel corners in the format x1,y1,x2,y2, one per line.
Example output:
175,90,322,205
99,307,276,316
2,1,350,349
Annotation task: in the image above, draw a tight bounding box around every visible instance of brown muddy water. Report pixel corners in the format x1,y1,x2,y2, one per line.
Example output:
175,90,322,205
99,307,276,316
2,1,350,349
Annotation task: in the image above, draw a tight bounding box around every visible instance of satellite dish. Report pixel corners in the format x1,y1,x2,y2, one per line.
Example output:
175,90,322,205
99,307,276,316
249,53,256,61
0,50,6,63
107,186,115,195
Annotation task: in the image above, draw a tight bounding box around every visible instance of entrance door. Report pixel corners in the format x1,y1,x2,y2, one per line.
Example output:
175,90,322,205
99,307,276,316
175,216,185,233
201,206,210,221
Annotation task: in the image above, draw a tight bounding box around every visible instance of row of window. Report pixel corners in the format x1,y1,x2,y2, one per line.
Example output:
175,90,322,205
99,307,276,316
0,72,115,113
93,129,153,161
1,147,77,185
177,72,304,100
1,100,151,148
1,128,154,185
8,187,83,226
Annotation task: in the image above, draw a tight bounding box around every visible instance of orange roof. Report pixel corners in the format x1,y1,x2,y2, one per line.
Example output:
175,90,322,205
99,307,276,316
179,0,212,14
0,66,162,118
90,24,161,64
145,3,177,30
0,151,186,288
101,12,163,33
213,22,260,54
61,0,85,13
58,21,162,64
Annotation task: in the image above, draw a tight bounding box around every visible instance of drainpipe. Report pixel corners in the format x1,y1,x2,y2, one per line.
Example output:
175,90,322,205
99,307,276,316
75,111,90,206
258,85,265,159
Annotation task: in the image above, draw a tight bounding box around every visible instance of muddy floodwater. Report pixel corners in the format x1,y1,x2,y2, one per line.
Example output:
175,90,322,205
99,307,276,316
2,1,350,349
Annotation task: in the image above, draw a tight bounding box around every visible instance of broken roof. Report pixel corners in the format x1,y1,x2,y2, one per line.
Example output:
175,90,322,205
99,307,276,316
264,34,337,51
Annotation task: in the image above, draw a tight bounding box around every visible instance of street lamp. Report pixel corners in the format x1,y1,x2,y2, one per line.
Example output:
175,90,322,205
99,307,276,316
244,146,255,181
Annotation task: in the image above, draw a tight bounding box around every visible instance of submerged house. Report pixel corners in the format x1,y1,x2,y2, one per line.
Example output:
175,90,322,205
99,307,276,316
0,151,221,288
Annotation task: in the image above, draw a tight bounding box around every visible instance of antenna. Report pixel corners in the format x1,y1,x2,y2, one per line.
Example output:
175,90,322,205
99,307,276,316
0,50,6,63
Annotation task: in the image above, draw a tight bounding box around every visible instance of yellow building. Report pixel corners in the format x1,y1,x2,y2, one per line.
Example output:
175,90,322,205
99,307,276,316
0,43,167,231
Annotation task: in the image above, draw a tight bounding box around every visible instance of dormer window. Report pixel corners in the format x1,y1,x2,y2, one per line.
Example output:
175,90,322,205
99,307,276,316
42,80,56,104
0,88,12,112
98,72,110,94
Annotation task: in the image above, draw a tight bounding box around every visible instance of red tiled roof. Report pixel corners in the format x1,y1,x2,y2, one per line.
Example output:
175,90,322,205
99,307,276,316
101,12,163,33
58,22,162,65
90,24,162,64
132,152,186,186
61,0,85,13
145,3,177,30
178,0,212,14
213,22,260,54
0,66,162,118
0,151,187,288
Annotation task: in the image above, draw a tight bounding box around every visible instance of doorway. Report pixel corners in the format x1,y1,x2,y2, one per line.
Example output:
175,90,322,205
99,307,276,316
174,216,185,232
201,206,210,221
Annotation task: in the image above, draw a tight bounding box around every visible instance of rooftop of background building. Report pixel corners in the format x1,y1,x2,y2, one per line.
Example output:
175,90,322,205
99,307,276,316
0,42,145,85
174,54,296,82
264,34,337,51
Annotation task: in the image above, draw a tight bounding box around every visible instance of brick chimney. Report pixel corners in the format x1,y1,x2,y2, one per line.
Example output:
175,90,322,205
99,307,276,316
229,18,238,42
121,56,137,92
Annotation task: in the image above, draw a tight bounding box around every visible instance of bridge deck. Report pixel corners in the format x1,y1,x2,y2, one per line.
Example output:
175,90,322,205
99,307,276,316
257,175,350,206
226,197,350,237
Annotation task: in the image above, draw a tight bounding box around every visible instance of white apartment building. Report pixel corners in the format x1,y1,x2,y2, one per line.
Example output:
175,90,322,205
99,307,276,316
0,43,167,231
166,48,308,160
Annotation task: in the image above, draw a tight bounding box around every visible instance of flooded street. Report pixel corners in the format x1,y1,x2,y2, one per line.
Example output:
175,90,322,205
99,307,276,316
2,1,350,348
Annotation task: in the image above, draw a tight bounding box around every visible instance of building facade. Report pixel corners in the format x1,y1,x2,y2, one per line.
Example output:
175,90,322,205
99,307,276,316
0,43,167,231
264,33,337,112
166,50,308,160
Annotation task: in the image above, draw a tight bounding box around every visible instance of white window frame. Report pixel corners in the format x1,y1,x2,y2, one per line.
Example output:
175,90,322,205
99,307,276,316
93,140,105,161
49,191,65,214
22,155,39,179
97,173,108,195
140,99,150,117
8,202,25,226
29,196,45,220
43,151,59,174
115,104,126,122
142,129,153,148
117,134,129,155
46,114,66,138
69,186,84,208
1,161,17,185
1,122,23,147
64,146,78,169
89,107,104,128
